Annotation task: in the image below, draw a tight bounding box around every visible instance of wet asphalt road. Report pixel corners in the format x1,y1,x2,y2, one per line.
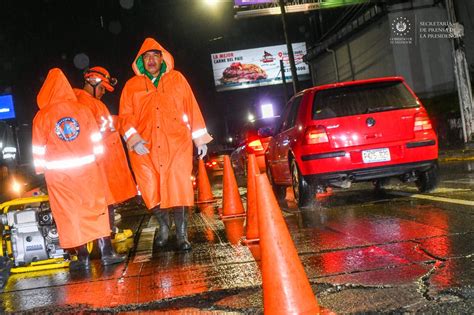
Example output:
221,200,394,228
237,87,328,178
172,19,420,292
0,160,473,314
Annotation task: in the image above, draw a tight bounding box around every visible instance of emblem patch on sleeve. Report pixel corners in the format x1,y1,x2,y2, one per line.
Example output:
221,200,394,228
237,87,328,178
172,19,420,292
55,117,80,141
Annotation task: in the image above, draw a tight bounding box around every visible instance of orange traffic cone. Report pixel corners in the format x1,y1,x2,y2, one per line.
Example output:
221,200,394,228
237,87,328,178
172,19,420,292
256,174,320,315
242,154,260,245
220,155,246,219
223,217,245,245
285,186,299,210
248,243,261,264
196,159,216,204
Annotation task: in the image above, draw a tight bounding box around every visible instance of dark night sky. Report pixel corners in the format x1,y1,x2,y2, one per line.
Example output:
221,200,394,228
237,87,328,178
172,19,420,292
0,0,314,148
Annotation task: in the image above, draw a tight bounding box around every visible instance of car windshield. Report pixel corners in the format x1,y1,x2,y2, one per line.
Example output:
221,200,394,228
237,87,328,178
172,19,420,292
312,81,419,120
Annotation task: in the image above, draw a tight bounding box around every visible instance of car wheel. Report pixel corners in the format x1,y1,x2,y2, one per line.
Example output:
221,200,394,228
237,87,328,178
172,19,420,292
290,158,315,208
266,164,286,200
416,166,438,193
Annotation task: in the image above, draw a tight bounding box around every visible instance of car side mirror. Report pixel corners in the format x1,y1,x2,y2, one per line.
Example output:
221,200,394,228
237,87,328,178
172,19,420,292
258,127,274,137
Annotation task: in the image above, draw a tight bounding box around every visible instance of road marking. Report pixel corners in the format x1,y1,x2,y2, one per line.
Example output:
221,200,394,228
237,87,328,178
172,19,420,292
389,191,474,206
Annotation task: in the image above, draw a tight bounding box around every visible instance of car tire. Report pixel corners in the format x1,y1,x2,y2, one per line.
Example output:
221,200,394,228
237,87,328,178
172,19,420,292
266,164,286,200
416,166,439,193
290,158,315,208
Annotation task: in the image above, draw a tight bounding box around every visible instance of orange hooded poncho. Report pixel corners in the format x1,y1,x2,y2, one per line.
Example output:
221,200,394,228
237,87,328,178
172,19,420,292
119,38,212,210
74,88,137,205
32,68,110,248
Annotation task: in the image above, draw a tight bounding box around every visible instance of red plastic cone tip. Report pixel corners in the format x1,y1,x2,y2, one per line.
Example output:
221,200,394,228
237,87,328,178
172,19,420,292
256,174,320,315
242,153,260,244
197,159,215,203
221,155,246,219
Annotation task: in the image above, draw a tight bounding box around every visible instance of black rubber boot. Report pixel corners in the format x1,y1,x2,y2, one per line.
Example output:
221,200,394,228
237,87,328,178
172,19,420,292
98,237,126,266
69,245,91,271
173,207,191,251
153,206,170,247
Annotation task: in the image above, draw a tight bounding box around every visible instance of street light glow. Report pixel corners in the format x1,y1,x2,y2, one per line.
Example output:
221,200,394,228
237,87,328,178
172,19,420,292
248,113,255,122
205,0,219,5
261,103,274,118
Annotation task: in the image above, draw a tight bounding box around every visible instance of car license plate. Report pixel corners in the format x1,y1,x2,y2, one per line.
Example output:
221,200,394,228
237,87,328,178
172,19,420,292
362,148,391,163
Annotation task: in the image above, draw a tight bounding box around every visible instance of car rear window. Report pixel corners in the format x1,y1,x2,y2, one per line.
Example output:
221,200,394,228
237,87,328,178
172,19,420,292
312,81,419,120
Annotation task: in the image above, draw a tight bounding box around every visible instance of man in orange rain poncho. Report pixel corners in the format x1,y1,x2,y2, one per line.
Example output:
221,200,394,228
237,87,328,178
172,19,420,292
32,68,125,270
74,66,137,242
119,38,213,251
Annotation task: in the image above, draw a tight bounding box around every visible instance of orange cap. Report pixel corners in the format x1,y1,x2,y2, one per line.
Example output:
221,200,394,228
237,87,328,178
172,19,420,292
84,66,117,92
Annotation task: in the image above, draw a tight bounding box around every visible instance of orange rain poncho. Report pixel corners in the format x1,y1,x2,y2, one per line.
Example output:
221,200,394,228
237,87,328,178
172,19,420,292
119,38,212,209
74,89,137,205
32,68,110,249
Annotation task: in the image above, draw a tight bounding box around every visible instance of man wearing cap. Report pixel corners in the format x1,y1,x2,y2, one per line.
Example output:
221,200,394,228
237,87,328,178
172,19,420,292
74,66,137,243
119,38,212,251
32,68,125,271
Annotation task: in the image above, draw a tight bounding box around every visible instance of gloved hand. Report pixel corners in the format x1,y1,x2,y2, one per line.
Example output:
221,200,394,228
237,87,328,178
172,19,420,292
133,140,149,155
197,144,208,160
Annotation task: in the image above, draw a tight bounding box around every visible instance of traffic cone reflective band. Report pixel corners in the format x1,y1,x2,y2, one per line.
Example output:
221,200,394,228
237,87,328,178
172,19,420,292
242,154,260,245
220,155,246,219
256,174,320,315
196,159,216,204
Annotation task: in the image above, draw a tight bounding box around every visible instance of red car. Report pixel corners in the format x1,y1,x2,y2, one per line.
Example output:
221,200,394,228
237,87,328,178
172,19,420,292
265,77,439,207
230,117,279,178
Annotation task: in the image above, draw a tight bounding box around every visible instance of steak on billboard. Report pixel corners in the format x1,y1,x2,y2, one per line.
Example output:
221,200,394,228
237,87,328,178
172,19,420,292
220,62,267,84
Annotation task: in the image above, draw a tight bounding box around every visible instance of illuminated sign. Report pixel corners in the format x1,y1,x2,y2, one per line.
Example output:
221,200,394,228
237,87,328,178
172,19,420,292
234,0,369,18
261,103,274,118
211,42,310,92
234,0,274,5
0,95,16,120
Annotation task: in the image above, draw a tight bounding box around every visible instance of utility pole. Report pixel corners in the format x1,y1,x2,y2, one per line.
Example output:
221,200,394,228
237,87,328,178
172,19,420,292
278,0,300,95
280,59,289,103
446,0,474,143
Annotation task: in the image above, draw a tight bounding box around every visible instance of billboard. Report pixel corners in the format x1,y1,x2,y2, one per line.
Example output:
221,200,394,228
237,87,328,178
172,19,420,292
0,95,16,120
211,43,310,92
234,0,274,6
234,0,369,18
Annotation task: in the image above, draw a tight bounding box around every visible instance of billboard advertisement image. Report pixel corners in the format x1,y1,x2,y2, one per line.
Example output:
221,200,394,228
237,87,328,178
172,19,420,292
211,42,310,92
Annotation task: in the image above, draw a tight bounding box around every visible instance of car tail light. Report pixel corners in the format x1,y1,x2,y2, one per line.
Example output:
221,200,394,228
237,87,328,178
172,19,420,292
248,139,264,152
206,160,218,168
304,126,329,144
414,113,433,132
